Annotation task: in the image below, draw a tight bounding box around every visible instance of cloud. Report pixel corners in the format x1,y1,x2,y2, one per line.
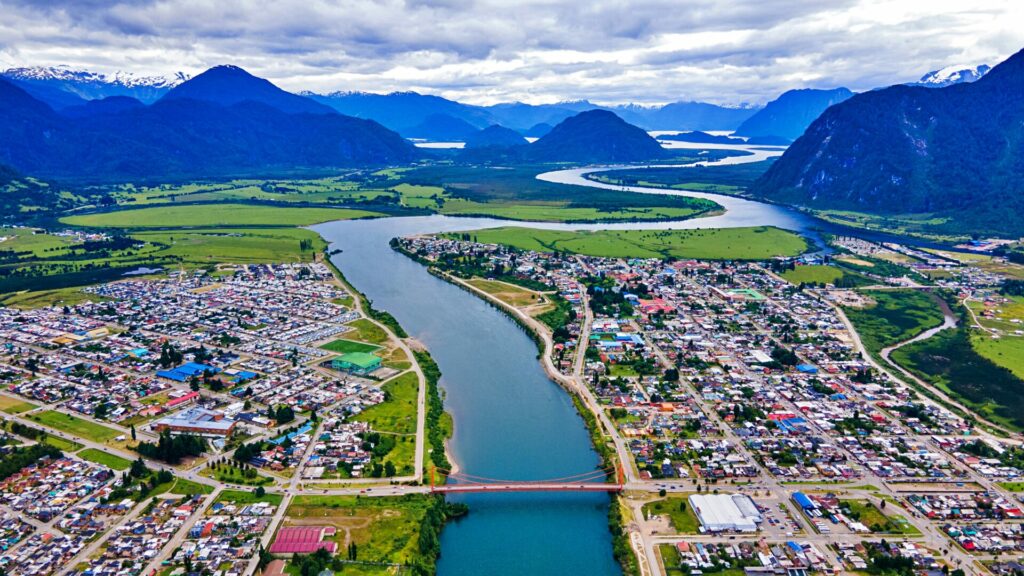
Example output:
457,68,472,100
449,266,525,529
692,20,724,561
0,0,1020,105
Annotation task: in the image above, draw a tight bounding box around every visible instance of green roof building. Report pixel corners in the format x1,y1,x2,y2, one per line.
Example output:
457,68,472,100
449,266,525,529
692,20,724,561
331,352,382,375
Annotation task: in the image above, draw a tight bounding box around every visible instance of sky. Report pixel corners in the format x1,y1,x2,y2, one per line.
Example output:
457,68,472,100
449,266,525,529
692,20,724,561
0,0,1020,106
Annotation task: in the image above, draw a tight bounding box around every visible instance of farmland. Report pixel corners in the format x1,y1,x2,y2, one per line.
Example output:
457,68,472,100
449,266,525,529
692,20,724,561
61,204,381,228
454,226,807,261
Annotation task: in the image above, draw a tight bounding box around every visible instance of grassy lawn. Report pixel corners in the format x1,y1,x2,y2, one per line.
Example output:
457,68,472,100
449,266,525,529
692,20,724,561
216,488,283,506
659,543,685,574
843,289,946,358
455,226,807,260
0,286,106,309
78,448,132,471
641,496,700,534
998,481,1024,492
0,395,38,414
44,435,83,452
781,265,845,286
466,278,547,307
167,477,215,495
200,465,274,486
971,333,1024,381
61,204,381,228
285,494,437,566
346,318,390,345
28,410,121,443
355,372,418,435
840,499,918,535
320,339,382,354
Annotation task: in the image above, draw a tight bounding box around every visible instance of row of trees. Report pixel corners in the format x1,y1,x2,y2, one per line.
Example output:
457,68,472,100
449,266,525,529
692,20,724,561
136,430,207,464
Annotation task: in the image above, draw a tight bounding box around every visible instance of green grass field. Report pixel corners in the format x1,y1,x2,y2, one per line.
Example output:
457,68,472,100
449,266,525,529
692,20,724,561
455,226,807,260
285,494,438,567
43,435,83,452
167,477,215,495
346,318,390,345
440,199,711,222
131,228,327,264
0,395,38,414
892,327,1024,431
62,204,382,228
78,448,132,470
971,334,1024,381
843,290,946,358
355,372,418,435
641,496,700,534
781,265,845,285
200,464,274,486
319,338,382,354
28,410,121,443
215,488,284,506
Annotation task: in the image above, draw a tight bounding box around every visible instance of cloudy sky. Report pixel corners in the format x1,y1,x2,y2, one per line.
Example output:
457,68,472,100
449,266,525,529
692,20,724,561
0,0,1020,105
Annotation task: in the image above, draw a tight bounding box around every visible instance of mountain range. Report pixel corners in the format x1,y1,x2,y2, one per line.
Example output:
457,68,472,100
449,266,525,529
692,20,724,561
0,66,417,182
2,65,187,106
2,61,991,143
751,49,1024,236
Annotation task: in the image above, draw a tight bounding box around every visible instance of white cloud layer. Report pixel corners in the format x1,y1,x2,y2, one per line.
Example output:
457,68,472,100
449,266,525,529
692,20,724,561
0,0,1020,105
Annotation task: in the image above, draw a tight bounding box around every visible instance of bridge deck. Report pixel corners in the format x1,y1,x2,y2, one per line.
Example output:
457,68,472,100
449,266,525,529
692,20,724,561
430,483,623,493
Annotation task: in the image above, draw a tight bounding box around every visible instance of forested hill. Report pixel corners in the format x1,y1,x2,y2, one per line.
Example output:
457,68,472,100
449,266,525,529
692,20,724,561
750,47,1024,237
526,110,666,163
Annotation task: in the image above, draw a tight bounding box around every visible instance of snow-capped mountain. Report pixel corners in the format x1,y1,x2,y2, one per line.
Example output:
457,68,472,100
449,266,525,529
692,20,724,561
910,64,991,88
1,65,189,104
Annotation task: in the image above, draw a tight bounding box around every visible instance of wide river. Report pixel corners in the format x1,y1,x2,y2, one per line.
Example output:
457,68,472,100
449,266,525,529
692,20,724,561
311,142,914,574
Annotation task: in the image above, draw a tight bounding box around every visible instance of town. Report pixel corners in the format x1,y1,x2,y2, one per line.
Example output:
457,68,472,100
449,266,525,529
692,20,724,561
396,231,1024,576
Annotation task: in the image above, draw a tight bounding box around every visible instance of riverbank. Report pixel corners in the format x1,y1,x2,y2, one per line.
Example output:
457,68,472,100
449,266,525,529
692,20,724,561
391,244,640,576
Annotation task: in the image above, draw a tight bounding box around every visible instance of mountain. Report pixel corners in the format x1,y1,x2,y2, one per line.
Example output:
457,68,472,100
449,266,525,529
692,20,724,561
402,113,480,141
161,65,332,115
658,131,744,145
0,70,417,182
734,88,853,142
617,101,759,131
464,125,527,149
524,123,554,138
526,110,665,163
62,96,145,118
910,64,991,88
2,65,186,103
305,91,491,133
483,101,598,131
751,48,1024,236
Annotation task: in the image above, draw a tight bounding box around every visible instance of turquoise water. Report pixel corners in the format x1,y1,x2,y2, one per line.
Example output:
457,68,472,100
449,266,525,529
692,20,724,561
315,216,621,576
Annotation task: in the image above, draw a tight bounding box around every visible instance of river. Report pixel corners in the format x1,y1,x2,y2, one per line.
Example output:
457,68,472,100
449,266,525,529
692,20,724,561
311,141,911,574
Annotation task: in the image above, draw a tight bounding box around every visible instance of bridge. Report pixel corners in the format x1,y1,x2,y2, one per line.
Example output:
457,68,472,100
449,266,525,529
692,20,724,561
428,465,624,494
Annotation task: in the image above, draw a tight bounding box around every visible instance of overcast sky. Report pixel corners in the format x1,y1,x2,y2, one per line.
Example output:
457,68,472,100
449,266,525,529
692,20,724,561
0,0,1020,105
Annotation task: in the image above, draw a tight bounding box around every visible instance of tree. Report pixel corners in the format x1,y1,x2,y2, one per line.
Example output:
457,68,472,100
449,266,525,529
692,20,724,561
130,457,149,478
130,424,137,441
254,486,265,498
384,461,396,477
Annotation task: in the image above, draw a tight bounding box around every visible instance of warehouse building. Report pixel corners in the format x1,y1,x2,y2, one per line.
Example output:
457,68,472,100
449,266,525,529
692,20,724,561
688,494,762,533
153,406,235,437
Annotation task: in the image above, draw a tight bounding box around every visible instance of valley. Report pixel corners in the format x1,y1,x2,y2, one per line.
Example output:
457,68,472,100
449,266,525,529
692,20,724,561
0,19,1023,576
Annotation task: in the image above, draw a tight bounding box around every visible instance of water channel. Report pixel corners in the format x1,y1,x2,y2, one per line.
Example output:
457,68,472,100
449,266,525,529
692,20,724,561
311,142,914,575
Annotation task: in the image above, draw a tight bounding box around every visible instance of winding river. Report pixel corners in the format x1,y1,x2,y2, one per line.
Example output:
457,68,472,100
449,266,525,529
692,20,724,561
311,141,910,574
